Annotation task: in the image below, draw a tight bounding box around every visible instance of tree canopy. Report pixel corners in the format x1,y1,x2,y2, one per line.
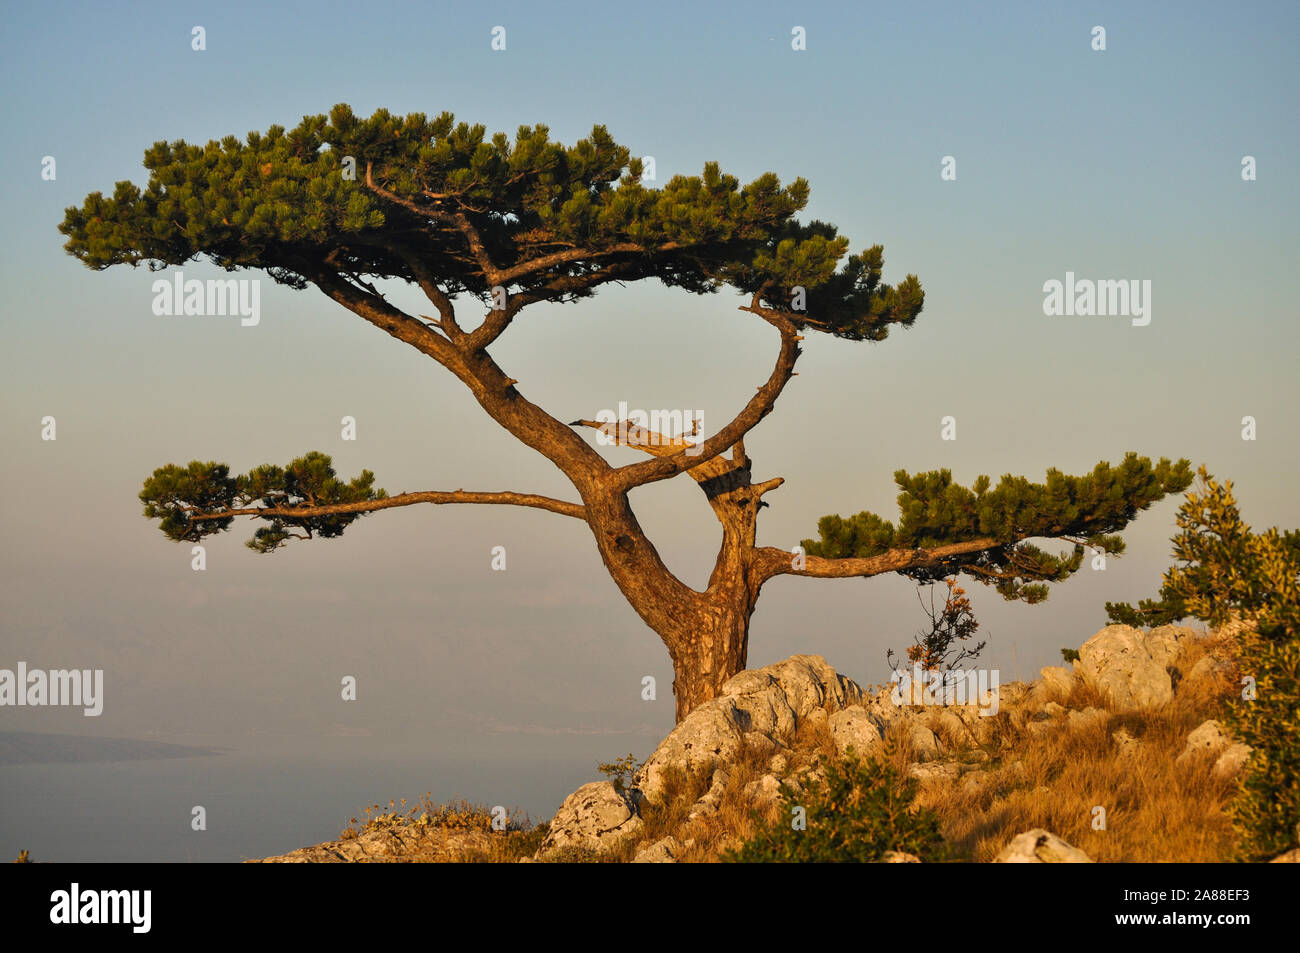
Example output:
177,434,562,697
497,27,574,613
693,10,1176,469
60,104,923,341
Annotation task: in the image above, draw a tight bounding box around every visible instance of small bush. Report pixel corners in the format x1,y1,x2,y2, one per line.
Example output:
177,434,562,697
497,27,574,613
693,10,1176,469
597,754,643,795
723,749,948,863
888,577,985,674
1061,648,1080,664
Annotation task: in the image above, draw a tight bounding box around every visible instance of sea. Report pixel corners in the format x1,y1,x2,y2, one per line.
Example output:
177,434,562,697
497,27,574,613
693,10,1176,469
0,747,598,862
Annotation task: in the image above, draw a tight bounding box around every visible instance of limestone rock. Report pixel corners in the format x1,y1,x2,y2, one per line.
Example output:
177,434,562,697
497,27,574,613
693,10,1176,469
720,670,798,737
635,697,745,803
635,654,867,803
861,686,906,729
1178,720,1231,762
761,654,864,718
907,723,941,761
633,836,682,863
998,682,1031,707
928,709,977,750
741,730,780,757
1034,665,1078,702
742,773,784,806
1026,714,1054,737
536,781,642,856
686,772,731,821
995,829,1093,863
882,850,921,863
251,824,493,863
1146,625,1198,670
828,705,885,758
908,760,962,783
1187,654,1232,685
1269,849,1300,863
1077,624,1173,710
1213,743,1252,777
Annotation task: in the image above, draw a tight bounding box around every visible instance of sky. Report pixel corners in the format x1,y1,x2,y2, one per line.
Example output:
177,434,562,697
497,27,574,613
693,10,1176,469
1,0,1297,789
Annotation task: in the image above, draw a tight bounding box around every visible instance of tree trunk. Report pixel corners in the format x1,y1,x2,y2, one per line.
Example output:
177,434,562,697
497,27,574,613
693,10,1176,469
666,602,752,723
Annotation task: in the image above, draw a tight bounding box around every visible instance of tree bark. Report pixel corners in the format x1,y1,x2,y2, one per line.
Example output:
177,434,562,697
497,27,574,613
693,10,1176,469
665,603,752,723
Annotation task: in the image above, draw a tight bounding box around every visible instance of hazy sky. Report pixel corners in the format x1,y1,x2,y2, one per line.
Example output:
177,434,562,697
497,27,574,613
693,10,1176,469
1,0,1297,772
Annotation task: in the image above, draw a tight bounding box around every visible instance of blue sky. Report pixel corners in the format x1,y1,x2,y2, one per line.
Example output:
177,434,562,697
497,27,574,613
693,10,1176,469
1,0,1297,767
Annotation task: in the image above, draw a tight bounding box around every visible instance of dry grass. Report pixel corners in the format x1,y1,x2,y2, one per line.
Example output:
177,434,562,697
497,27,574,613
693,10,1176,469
913,654,1239,862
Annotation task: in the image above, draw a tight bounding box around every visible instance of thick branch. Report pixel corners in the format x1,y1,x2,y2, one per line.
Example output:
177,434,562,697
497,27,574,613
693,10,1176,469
296,255,465,369
755,537,1003,583
186,489,586,523
292,257,612,495
493,241,681,284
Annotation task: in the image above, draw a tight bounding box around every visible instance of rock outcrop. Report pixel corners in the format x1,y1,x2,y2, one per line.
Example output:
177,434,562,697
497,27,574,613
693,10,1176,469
1177,719,1253,777
1077,624,1176,709
537,652,1000,859
995,829,1094,863
536,781,642,855
537,620,1244,863
633,836,683,863
632,655,863,805
251,824,492,863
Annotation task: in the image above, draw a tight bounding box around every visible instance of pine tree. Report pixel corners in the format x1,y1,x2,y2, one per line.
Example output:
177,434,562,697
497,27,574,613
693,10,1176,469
60,106,1193,722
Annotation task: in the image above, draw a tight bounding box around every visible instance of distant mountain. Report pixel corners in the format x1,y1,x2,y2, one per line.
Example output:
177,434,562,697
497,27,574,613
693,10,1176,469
0,732,228,766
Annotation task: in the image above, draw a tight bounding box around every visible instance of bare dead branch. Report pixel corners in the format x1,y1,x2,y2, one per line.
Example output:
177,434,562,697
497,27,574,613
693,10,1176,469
612,305,802,491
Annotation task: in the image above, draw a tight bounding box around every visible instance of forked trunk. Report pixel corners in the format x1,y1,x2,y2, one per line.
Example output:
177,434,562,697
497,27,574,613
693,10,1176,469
577,442,768,724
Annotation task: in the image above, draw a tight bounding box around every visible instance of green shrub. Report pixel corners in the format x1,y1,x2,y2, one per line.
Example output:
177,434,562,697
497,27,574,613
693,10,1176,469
1060,648,1080,664
597,754,644,795
1107,467,1300,860
723,750,948,863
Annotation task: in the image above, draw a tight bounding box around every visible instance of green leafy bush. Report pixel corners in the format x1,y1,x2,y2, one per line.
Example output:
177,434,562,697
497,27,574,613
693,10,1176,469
1107,467,1300,860
724,750,948,863
597,754,643,795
